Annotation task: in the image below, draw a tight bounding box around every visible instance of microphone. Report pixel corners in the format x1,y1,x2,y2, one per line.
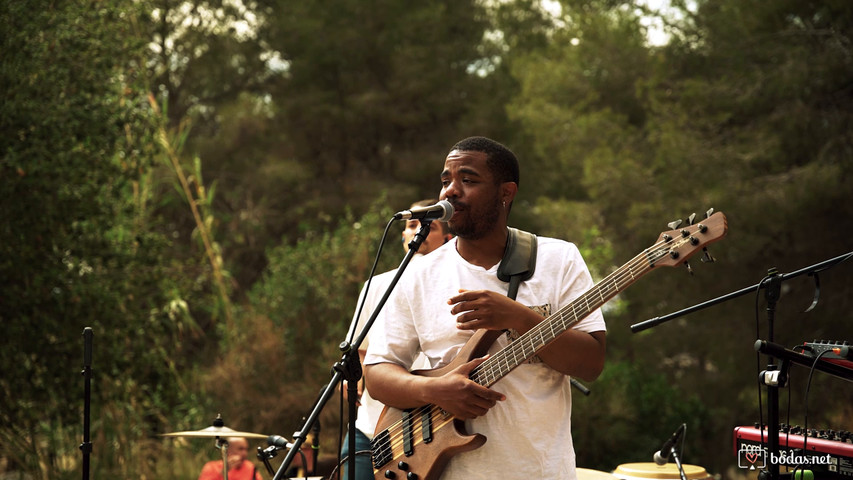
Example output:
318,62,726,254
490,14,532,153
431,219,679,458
267,435,294,450
83,327,93,367
653,424,686,465
393,200,453,222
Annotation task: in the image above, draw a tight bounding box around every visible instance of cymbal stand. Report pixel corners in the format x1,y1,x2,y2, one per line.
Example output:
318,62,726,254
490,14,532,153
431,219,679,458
217,437,230,480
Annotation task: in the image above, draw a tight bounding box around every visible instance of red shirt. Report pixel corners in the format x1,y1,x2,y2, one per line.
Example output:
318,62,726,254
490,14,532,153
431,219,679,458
198,459,262,480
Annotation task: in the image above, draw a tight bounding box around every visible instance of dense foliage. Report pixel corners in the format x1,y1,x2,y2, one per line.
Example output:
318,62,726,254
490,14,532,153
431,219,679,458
2,0,852,478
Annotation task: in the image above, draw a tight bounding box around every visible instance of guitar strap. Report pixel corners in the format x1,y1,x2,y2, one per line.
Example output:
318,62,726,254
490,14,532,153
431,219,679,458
496,227,538,300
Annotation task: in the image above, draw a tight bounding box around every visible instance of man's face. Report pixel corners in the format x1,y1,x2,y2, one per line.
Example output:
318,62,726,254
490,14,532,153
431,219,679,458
402,220,448,254
439,150,503,240
228,438,249,462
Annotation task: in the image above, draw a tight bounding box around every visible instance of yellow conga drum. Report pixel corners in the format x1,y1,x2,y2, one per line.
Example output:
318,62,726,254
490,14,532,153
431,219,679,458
613,463,712,480
577,468,619,480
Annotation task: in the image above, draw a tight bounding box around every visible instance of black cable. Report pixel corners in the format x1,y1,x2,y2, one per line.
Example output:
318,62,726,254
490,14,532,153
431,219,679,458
795,349,833,474
755,275,772,448
336,381,344,479
784,367,792,475
783,345,806,476
329,450,374,480
259,445,310,479
295,449,308,480
346,218,395,346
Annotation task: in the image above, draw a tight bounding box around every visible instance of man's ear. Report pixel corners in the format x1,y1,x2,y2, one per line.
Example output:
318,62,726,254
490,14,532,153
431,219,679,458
501,182,518,205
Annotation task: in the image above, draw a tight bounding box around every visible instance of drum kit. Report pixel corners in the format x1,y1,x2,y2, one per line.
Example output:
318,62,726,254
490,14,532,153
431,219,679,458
162,415,713,480
161,414,268,480
161,414,322,480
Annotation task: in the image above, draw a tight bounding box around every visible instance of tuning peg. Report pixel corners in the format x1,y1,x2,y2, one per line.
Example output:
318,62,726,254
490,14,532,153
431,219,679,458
701,247,716,263
667,219,682,230
685,261,694,275
705,208,715,219
687,213,696,226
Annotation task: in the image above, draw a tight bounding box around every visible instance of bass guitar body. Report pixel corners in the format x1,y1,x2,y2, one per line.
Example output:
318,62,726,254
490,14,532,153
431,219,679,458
371,329,502,480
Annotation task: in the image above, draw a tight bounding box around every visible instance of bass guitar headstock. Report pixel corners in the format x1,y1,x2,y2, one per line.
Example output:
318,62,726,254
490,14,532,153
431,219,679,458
648,208,728,272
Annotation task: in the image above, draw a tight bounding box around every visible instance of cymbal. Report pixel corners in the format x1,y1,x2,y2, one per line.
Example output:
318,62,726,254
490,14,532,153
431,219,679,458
161,425,268,439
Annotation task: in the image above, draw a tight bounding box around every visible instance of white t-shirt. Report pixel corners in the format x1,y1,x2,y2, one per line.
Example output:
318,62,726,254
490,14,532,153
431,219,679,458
365,235,606,480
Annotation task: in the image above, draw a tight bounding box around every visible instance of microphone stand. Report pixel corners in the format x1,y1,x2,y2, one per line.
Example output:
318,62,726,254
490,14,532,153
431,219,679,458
630,251,852,334
80,327,93,480
668,444,688,480
629,251,852,480
271,220,435,480
761,269,784,480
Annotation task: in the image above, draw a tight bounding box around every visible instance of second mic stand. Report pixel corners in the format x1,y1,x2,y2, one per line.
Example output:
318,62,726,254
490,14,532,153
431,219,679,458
761,269,783,480
668,445,688,480
271,220,436,480
630,251,852,480
80,327,93,480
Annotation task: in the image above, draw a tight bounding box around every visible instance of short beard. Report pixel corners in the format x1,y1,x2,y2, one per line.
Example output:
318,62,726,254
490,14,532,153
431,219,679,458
447,194,502,240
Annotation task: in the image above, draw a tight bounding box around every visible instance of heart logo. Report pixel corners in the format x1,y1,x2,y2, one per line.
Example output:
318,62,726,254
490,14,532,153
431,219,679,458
745,452,759,464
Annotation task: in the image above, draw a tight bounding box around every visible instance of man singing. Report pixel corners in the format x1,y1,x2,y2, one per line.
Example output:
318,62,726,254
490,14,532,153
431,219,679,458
365,136,606,479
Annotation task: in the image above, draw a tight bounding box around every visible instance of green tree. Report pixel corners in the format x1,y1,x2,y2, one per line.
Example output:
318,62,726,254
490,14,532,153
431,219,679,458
1,1,214,477
507,0,853,475
131,0,278,296
251,0,522,220
141,0,271,128
641,6,853,472
173,0,557,298
213,202,403,454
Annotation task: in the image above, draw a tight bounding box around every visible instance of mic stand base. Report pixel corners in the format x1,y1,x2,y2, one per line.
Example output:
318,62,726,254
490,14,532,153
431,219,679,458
333,349,362,480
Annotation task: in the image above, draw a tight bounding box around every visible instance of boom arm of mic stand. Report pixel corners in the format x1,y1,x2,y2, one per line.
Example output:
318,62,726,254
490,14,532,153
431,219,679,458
272,221,433,480
630,251,853,333
631,283,758,333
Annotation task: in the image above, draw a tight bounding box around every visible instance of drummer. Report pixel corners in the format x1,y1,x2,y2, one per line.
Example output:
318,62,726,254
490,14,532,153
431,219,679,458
198,437,262,480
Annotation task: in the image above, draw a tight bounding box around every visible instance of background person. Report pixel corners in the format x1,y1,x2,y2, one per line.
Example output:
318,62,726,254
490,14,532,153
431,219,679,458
198,437,262,480
340,199,453,480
